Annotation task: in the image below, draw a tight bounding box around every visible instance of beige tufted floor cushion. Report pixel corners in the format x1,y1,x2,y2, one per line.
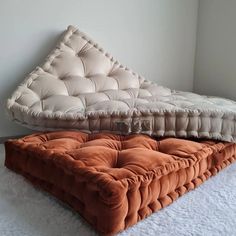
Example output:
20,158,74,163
6,25,236,142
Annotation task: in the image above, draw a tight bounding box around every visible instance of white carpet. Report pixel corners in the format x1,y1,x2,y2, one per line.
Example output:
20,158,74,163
0,144,236,236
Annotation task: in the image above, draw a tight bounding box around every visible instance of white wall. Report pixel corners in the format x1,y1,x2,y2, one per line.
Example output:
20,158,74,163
194,0,236,99
0,0,199,137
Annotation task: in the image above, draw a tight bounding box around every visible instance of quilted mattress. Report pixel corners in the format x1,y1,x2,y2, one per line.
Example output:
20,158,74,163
5,131,236,235
6,25,236,142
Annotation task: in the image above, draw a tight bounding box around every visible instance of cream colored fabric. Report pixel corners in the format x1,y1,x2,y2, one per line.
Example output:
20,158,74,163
6,25,236,142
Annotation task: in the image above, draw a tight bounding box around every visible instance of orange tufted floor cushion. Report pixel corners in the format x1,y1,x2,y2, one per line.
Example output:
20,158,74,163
4,131,236,235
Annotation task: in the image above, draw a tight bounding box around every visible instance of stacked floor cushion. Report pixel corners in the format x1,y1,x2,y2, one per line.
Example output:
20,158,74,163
6,25,236,142
5,131,236,235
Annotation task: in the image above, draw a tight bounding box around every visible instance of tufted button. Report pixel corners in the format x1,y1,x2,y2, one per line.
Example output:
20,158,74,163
58,76,66,80
77,51,84,57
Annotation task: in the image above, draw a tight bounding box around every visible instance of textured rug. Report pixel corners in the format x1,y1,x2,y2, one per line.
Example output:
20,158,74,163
0,144,236,236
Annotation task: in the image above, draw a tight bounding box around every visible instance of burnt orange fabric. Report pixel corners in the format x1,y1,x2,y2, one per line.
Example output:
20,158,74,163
4,131,236,235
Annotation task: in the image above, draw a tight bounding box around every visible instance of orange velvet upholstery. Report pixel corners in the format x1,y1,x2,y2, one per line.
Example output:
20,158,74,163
4,131,236,235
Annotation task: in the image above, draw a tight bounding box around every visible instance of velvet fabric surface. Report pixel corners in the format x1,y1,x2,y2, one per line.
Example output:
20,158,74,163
4,131,236,235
